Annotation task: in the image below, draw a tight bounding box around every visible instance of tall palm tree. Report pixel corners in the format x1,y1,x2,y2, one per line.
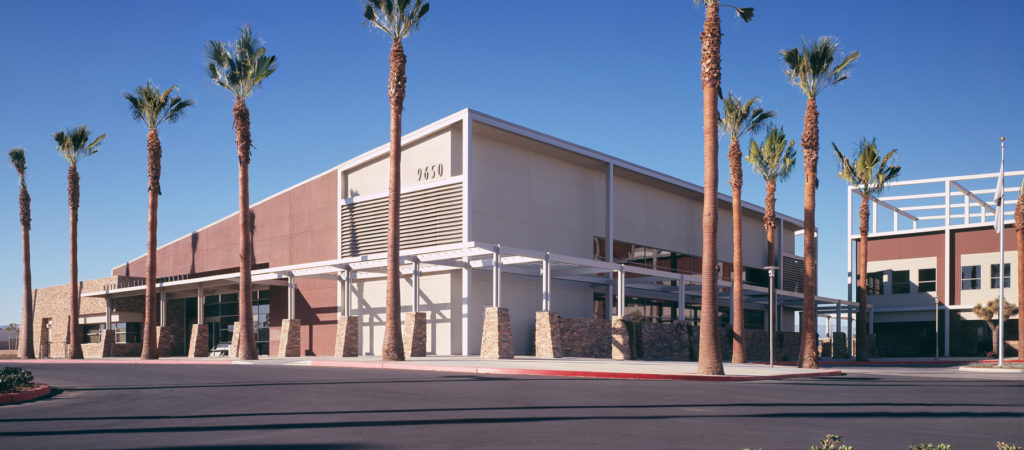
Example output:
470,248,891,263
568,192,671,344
1014,177,1023,358
124,82,195,360
205,25,277,361
54,126,105,359
363,0,429,361
746,125,797,267
833,138,900,361
719,93,774,364
696,0,753,375
781,37,859,369
9,148,33,359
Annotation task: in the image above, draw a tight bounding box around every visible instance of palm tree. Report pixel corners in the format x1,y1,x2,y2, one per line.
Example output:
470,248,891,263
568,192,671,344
833,138,900,361
54,126,105,359
124,82,195,360
205,25,277,360
747,125,797,268
363,0,430,361
719,93,774,364
1014,177,1023,358
696,0,753,375
9,148,33,359
781,37,859,369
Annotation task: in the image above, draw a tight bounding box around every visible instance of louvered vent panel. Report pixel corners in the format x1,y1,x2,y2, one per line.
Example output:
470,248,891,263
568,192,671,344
781,256,804,293
340,183,463,257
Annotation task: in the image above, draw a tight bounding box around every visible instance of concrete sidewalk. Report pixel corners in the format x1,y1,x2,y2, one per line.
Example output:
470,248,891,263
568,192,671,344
17,355,843,381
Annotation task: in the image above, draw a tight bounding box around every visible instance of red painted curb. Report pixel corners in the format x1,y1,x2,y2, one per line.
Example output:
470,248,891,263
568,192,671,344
308,360,843,381
0,384,51,405
756,360,980,366
980,359,1024,364
15,359,234,365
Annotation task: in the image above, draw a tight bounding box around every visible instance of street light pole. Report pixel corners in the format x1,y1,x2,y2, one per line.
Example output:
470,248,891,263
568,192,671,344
765,266,778,368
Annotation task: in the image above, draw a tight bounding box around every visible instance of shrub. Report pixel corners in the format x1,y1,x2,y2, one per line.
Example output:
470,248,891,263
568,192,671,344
0,367,34,393
908,445,950,450
997,443,1022,450
811,434,853,450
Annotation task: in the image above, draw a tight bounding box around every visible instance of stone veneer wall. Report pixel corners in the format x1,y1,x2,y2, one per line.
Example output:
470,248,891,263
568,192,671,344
31,275,144,358
638,322,689,361
559,318,611,358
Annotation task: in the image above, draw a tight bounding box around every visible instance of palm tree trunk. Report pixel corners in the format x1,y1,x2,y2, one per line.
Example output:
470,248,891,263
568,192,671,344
1015,193,1023,358
234,98,257,360
18,185,33,359
383,39,408,361
697,2,724,375
764,180,776,266
856,195,870,361
67,165,83,359
729,138,746,363
798,97,819,369
141,128,162,360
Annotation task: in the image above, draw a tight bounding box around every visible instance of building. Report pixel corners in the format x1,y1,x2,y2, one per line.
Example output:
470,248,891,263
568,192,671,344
31,109,851,360
847,171,1022,357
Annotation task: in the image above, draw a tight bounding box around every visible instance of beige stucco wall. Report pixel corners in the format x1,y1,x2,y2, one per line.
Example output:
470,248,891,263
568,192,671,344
958,251,1019,320
343,126,462,199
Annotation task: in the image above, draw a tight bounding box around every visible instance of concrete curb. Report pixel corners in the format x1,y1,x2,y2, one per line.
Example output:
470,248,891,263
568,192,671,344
958,366,1024,373
308,360,843,381
0,384,51,405
13,359,234,365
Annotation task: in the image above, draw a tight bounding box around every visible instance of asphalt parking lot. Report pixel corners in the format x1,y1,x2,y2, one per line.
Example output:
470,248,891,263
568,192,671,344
0,362,1021,449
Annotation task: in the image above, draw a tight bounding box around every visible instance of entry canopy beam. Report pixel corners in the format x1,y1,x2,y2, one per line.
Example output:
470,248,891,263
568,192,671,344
949,180,996,215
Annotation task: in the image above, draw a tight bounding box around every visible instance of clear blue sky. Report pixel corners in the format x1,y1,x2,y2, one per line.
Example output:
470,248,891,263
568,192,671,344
1,1,1021,326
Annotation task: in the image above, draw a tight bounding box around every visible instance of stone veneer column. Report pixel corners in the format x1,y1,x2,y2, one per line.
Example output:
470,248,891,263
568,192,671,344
480,307,514,359
403,312,427,358
100,329,115,358
610,316,631,360
156,326,174,357
278,319,302,357
534,311,562,358
334,316,359,357
188,324,209,358
228,321,241,358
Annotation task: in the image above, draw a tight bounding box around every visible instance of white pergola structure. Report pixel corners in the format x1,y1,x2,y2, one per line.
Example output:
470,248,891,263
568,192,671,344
845,170,1024,357
86,240,853,358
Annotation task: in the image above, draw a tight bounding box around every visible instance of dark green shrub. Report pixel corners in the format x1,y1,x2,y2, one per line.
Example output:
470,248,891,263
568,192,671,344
811,434,853,450
996,443,1022,450
0,367,34,393
908,444,950,450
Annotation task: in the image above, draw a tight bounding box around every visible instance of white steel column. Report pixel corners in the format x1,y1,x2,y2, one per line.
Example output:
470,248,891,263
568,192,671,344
336,273,343,320
105,297,112,329
159,291,167,327
492,245,502,308
677,275,685,322
344,269,352,316
943,304,950,358
847,305,853,354
847,188,853,306
541,253,551,311
461,265,471,356
413,260,421,313
197,286,205,323
287,274,296,320
606,163,615,318
872,201,878,233
943,180,951,352
616,264,625,317
461,113,473,356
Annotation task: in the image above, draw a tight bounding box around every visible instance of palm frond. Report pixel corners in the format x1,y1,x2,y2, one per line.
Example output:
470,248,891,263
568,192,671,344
719,92,776,140
8,147,27,183
781,36,860,99
205,24,278,99
833,137,900,198
746,124,797,183
53,125,104,166
124,81,195,129
363,0,430,41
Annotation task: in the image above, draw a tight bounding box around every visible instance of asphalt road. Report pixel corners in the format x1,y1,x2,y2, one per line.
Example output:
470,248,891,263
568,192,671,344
0,362,1021,449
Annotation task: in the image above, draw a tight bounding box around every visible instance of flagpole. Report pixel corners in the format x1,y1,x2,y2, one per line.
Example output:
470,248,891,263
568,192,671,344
997,137,1005,367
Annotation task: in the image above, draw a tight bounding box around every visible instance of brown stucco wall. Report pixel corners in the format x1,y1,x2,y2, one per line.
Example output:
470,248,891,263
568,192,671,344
865,231,946,302
110,170,339,356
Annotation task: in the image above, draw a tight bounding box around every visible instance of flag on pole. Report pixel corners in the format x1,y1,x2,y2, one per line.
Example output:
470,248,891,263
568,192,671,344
993,140,1005,232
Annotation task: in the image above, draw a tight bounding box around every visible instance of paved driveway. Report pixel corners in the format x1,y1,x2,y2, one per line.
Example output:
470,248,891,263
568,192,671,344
0,363,1020,449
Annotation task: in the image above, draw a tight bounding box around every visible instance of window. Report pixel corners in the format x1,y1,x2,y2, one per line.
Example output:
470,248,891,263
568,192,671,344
918,268,936,292
866,272,885,295
83,324,105,344
961,265,981,290
892,270,910,294
111,322,141,344
991,263,1011,289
